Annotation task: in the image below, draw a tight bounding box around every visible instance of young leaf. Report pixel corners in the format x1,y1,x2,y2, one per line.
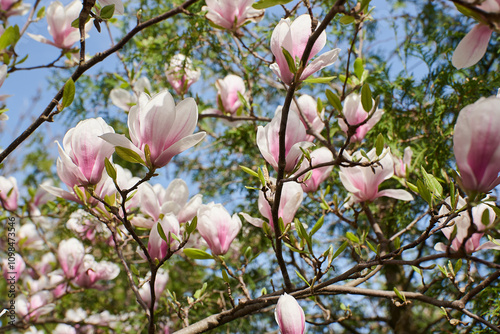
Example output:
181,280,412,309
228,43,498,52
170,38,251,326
326,89,343,112
354,58,364,79
0,25,20,50
100,4,115,19
339,15,355,25
303,76,336,83
115,146,145,165
281,47,297,74
295,270,311,287
310,216,324,236
221,269,230,283
183,248,214,260
421,167,443,199
346,231,360,243
252,0,293,9
62,78,75,109
104,157,117,180
361,83,373,112
375,133,384,156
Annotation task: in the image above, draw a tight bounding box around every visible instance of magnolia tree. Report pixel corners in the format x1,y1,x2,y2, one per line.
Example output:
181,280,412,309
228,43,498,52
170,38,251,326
1,0,500,333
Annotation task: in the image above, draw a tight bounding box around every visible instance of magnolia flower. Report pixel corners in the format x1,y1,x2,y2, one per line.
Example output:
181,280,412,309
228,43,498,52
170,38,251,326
153,179,203,223
435,196,500,253
17,291,55,321
28,0,93,49
203,0,264,31
197,203,242,255
290,94,324,142
453,95,500,193
73,255,120,289
338,93,383,142
275,293,305,334
0,176,18,210
339,148,413,204
110,77,152,111
0,0,30,17
58,238,85,279
165,54,201,95
270,14,340,85
452,0,500,69
393,147,413,178
216,74,246,115
18,222,44,250
2,253,25,282
241,178,303,229
101,90,206,168
296,147,334,192
138,269,169,308
148,214,181,260
53,324,77,334
257,107,314,172
56,117,115,188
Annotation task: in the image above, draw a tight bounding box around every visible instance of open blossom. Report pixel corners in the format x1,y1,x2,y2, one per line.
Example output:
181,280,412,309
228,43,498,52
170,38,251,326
275,293,305,334
290,94,325,142
338,93,383,142
203,0,264,31
101,90,206,168
58,238,85,279
197,203,242,255
138,269,169,308
241,178,303,229
257,107,314,172
453,95,500,193
148,214,181,260
2,253,25,282
393,147,413,178
73,255,120,289
165,54,201,95
0,0,30,17
153,179,203,223
270,14,340,85
339,148,413,204
0,176,18,210
17,291,55,321
452,0,500,69
435,197,500,253
28,0,93,49
110,77,151,111
296,147,334,192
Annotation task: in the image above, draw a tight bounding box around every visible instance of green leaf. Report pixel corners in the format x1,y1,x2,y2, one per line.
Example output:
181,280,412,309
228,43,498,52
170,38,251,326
281,47,296,74
252,0,293,9
406,181,418,193
361,83,373,112
326,89,343,112
421,167,443,199
257,167,266,187
284,242,307,254
115,146,145,164
194,282,207,299
240,165,259,178
144,144,152,167
366,240,376,253
303,76,336,83
411,265,422,275
187,216,198,234
237,91,250,110
0,25,20,50
331,241,348,261
221,269,230,283
36,6,45,19
130,265,140,276
354,58,364,79
157,223,168,242
454,259,463,274
339,15,355,25
375,133,384,156
100,4,115,19
416,179,432,205
394,236,401,249
183,248,214,260
104,158,117,180
393,287,406,302
62,78,75,109
310,216,324,236
346,231,360,243
360,0,371,11
295,270,310,287
481,209,490,226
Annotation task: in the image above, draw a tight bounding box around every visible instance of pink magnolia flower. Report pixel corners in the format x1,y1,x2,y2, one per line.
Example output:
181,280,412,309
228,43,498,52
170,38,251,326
257,107,314,172
0,0,30,17
338,93,383,142
17,291,55,321
0,176,18,210
101,90,206,169
153,179,203,223
54,324,77,334
148,214,181,260
28,0,93,50
216,74,246,115
58,238,85,279
296,147,334,192
270,14,340,85
18,222,44,250
56,117,115,188
339,148,413,204
2,253,25,282
110,77,152,111
452,0,500,69
197,202,242,255
393,147,413,178
73,255,120,289
138,269,169,308
275,293,305,334
435,196,500,253
165,54,201,95
203,0,264,31
290,95,325,142
241,178,303,229
453,95,500,193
